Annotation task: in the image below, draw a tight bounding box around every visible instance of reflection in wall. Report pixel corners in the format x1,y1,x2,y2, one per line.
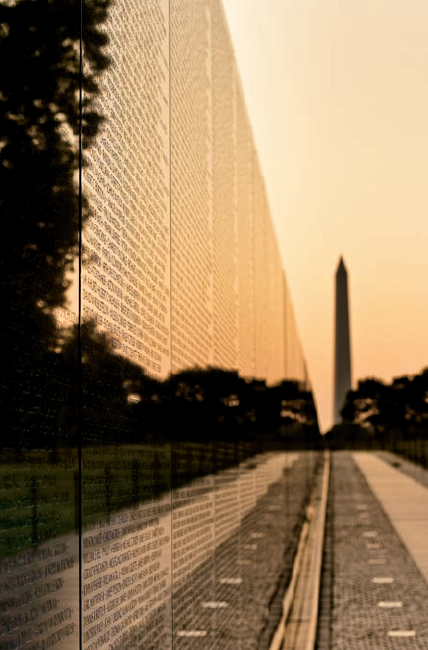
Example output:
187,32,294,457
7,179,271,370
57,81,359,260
82,0,307,385
0,0,319,648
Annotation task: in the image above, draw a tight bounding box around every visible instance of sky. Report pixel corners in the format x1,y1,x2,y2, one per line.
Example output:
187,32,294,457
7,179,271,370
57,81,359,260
222,0,428,432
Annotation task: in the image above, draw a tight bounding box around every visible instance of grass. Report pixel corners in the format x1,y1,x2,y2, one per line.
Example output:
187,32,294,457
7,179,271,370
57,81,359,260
0,439,278,560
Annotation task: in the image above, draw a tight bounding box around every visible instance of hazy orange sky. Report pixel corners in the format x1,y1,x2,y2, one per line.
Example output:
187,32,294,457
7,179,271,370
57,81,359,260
223,0,428,431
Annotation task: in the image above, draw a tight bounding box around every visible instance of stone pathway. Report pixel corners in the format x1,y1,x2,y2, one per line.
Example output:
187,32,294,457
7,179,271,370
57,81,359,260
354,452,428,583
319,452,428,650
376,450,428,491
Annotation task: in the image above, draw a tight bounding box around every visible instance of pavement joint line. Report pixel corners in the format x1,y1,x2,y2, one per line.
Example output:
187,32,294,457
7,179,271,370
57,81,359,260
219,577,242,585
371,577,394,584
201,601,229,609
378,601,403,608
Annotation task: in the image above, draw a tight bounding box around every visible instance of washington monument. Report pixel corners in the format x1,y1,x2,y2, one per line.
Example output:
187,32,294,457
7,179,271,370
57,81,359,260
334,257,352,423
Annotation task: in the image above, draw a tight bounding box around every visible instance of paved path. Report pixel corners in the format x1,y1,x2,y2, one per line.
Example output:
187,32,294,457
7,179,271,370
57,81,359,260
377,450,428,490
317,452,428,649
354,452,428,582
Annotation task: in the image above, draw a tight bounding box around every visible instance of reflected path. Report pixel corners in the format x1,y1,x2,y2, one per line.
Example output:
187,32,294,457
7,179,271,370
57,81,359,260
0,451,316,649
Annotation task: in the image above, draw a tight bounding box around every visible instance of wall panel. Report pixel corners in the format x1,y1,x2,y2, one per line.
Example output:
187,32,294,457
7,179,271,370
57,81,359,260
83,0,171,379
170,0,214,373
0,1,316,648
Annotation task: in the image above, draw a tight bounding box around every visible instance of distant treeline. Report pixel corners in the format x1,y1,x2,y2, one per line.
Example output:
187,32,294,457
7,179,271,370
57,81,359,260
325,369,428,465
3,321,320,452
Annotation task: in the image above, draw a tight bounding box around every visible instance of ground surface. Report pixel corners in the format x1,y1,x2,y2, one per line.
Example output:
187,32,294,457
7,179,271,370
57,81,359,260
317,452,428,650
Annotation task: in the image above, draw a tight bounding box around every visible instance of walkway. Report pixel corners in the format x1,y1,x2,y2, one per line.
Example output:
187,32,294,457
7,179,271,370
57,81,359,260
316,452,428,650
354,452,428,582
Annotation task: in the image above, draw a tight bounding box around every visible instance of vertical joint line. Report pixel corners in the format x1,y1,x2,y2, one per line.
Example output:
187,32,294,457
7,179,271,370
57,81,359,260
78,2,83,649
168,1,174,646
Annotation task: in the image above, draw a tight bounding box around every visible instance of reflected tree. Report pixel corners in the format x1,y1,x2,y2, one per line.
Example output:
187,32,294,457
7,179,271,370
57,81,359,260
0,0,110,448
0,0,321,458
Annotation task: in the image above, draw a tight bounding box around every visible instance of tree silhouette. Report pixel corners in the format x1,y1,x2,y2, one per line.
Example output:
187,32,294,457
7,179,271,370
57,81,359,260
329,368,428,451
0,0,111,447
1,0,110,345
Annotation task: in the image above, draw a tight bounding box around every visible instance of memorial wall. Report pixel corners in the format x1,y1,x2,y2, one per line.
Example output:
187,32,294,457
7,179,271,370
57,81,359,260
0,0,319,647
82,0,307,385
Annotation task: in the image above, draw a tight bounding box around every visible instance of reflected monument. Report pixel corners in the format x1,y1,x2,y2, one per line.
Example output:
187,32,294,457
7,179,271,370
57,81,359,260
334,256,352,423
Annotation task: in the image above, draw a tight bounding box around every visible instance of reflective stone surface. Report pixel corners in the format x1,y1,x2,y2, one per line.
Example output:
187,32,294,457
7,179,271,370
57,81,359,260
0,0,319,647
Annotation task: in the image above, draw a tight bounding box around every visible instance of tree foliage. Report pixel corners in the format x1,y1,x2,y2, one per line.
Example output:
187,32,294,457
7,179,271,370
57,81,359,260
1,0,110,447
1,0,110,352
340,368,428,438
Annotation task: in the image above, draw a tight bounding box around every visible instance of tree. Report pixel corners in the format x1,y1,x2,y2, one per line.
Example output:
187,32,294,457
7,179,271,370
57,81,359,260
1,0,111,447
341,370,428,442
1,0,110,348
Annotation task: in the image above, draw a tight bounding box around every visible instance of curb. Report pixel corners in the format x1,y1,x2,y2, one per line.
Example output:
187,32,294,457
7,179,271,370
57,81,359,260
269,450,330,650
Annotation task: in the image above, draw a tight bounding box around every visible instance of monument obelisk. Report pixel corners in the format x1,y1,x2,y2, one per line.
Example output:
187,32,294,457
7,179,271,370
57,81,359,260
334,257,352,423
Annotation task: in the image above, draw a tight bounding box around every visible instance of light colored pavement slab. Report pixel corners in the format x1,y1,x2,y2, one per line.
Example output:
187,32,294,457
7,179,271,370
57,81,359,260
353,452,428,583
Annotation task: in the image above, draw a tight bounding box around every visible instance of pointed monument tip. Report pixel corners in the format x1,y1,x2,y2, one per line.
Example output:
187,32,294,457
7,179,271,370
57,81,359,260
337,256,346,271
